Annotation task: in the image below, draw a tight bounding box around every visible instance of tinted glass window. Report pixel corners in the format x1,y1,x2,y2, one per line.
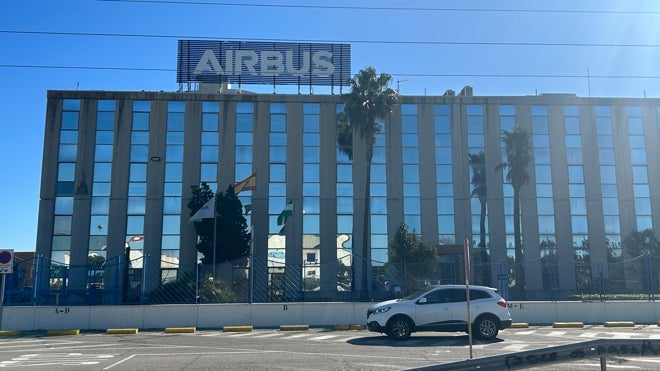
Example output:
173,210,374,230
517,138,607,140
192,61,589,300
469,289,492,300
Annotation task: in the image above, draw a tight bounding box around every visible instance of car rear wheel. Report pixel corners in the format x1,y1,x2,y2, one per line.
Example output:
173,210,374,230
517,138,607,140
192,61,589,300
387,317,413,340
474,316,499,340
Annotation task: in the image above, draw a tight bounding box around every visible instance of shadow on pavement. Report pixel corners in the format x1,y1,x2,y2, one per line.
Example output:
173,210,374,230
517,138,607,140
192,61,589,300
347,334,504,347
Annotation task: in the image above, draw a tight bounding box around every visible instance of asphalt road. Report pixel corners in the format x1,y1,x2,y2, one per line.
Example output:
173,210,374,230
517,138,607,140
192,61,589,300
0,325,659,370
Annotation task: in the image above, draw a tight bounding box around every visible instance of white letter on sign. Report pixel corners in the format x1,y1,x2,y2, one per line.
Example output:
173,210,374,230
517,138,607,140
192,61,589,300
194,50,224,75
261,51,284,76
285,51,310,77
235,50,259,76
312,51,334,77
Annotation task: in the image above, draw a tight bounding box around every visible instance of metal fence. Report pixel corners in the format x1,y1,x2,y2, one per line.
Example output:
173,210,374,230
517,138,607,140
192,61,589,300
1,252,659,306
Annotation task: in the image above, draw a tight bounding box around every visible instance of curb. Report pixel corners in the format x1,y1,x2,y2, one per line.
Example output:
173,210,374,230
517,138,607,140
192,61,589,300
280,325,309,331
106,328,139,335
333,324,364,330
46,329,80,336
604,321,635,327
164,327,196,333
223,326,253,332
510,323,529,328
553,322,584,328
0,330,20,336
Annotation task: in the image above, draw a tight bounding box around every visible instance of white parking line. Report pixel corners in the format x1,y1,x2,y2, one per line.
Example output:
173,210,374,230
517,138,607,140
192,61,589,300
279,333,311,340
500,343,530,352
307,335,338,341
252,333,283,338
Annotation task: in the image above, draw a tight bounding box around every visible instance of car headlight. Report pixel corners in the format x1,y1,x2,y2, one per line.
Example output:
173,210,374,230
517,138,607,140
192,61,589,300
373,306,391,314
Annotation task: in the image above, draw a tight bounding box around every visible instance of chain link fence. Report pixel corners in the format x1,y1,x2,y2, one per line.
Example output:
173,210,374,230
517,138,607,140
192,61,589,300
2,252,659,306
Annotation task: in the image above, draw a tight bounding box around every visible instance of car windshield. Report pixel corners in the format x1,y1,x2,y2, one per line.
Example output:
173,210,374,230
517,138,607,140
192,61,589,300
402,286,436,300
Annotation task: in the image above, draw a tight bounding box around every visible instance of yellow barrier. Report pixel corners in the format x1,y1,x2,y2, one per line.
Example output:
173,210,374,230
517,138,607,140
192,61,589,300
46,329,80,336
164,327,196,333
280,325,309,331
223,326,253,332
106,328,139,335
553,322,584,328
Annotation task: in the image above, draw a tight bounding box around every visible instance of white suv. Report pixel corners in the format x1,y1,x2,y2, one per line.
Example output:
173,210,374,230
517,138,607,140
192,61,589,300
366,285,512,340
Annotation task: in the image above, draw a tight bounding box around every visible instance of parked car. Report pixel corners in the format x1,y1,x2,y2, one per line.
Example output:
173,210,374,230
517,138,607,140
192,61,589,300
366,284,512,340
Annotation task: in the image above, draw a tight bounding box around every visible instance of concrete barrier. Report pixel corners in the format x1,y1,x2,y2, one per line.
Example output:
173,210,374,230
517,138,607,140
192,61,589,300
46,329,80,336
164,327,196,333
1,301,658,331
604,321,635,327
280,325,309,331
223,326,253,332
553,322,584,328
106,328,139,334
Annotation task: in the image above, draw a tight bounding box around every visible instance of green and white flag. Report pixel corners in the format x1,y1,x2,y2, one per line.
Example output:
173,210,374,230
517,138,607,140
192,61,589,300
277,199,293,226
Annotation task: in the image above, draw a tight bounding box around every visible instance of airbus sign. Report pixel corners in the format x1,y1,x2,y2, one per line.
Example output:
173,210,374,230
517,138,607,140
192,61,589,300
177,40,351,86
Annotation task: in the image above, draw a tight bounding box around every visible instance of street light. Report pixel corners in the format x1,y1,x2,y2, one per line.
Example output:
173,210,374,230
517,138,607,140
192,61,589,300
122,235,144,303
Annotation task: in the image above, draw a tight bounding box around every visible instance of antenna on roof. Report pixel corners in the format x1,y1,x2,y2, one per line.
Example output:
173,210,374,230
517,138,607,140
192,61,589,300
397,79,409,93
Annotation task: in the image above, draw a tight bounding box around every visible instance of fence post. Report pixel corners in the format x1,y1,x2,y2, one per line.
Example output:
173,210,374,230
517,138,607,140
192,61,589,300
141,254,149,305
114,255,120,305
645,252,654,301
498,261,508,300
32,255,41,306
195,261,200,304
598,260,604,302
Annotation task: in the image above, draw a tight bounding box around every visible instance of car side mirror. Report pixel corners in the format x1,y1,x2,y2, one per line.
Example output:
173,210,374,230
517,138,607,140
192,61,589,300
417,297,427,304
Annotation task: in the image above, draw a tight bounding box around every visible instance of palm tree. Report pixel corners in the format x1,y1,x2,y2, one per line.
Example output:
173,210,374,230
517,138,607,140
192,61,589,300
497,126,531,299
469,151,489,285
340,67,398,300
469,151,488,250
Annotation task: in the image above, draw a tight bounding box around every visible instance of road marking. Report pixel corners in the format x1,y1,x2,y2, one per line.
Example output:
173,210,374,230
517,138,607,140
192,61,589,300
511,330,535,335
252,333,283,338
307,335,338,341
579,363,639,369
547,331,567,336
1,353,115,368
279,333,311,339
499,344,530,352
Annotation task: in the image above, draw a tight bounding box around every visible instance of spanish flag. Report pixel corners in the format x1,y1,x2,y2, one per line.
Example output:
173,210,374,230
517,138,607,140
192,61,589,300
233,172,256,195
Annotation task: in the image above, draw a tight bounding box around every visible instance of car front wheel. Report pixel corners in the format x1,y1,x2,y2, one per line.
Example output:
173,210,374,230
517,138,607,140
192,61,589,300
387,316,413,340
474,316,499,340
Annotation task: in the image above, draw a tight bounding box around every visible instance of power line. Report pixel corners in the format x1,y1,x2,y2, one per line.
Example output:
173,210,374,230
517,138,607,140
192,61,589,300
95,0,660,15
3,64,660,80
0,64,172,72
3,30,660,48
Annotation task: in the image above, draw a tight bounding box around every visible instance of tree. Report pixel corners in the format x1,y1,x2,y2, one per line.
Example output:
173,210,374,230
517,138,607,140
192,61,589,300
188,182,215,262
469,151,490,285
188,183,251,265
388,223,439,294
215,184,251,263
496,126,531,299
623,229,660,292
623,229,660,257
339,66,398,300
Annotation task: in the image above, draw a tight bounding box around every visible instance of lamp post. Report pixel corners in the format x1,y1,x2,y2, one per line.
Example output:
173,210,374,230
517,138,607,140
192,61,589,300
122,235,144,303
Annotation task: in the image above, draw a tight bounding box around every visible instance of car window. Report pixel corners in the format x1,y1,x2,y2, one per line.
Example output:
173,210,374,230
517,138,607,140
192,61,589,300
469,289,491,300
447,288,466,303
422,289,451,304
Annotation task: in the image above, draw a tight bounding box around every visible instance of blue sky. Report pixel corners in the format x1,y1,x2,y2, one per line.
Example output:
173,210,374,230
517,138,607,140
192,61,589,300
2,0,660,252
